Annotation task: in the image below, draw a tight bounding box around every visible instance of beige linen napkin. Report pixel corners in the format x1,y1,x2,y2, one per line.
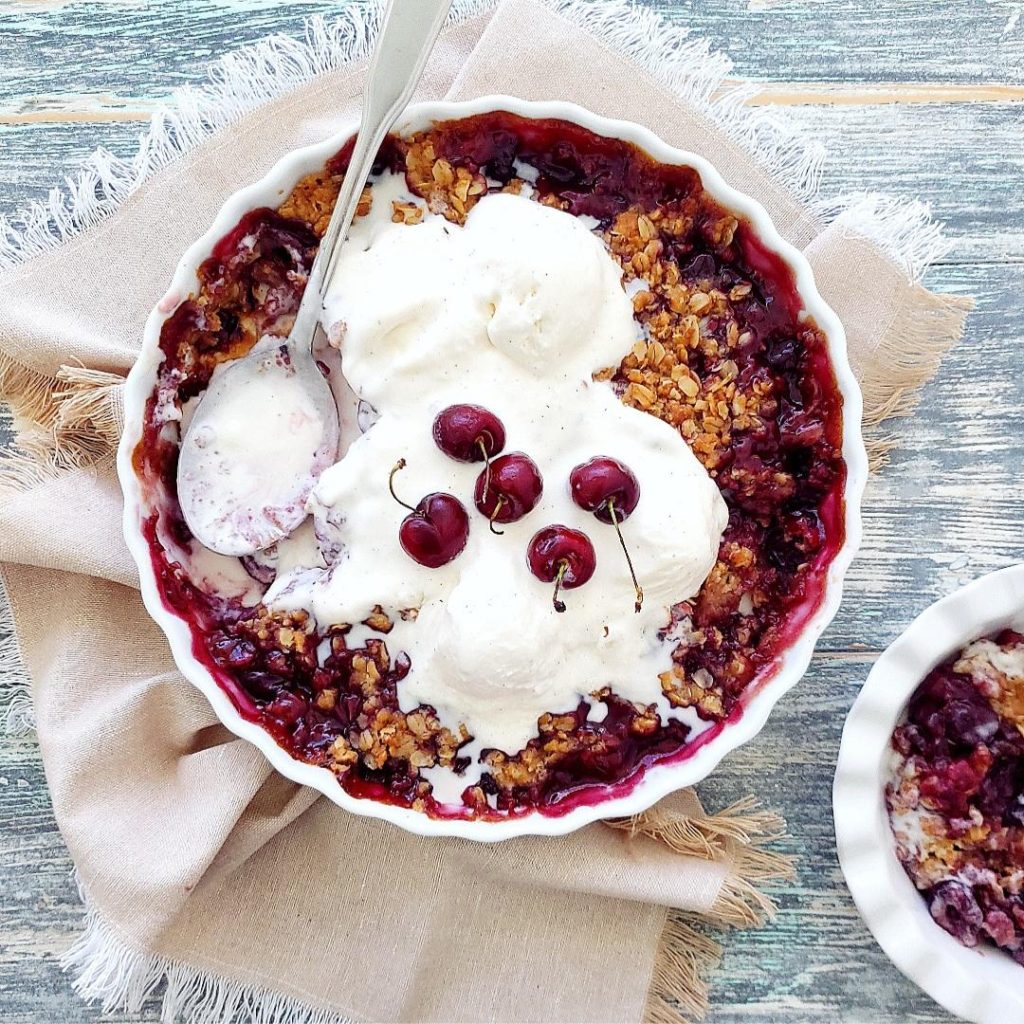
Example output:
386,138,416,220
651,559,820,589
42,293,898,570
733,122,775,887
0,2,971,1021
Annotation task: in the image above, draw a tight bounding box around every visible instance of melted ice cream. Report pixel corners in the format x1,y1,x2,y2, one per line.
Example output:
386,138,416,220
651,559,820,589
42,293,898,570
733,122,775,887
262,174,728,754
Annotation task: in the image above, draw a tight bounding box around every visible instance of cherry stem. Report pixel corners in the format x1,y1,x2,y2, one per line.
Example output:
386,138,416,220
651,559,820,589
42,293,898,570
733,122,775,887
388,459,417,513
488,496,506,535
552,559,569,613
477,435,493,503
607,499,644,613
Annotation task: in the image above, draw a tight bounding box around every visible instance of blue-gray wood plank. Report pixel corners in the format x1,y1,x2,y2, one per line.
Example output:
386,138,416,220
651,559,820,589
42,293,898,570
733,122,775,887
2,1,1023,1022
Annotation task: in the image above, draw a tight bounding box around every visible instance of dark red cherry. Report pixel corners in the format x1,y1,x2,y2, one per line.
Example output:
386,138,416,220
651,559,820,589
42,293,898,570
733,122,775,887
474,452,543,532
389,460,469,568
527,525,596,613
570,456,640,523
433,404,506,463
399,496,469,568
569,456,643,612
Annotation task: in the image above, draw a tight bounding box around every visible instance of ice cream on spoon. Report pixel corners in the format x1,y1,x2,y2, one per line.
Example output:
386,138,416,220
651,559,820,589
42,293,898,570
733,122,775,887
175,0,453,556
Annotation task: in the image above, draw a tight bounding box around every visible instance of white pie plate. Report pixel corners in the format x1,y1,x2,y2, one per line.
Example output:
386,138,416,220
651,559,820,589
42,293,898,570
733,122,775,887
119,96,867,840
834,563,1024,1024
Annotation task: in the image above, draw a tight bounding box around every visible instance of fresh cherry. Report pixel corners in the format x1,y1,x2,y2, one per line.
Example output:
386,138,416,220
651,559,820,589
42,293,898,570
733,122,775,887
389,459,469,568
474,452,543,534
434,404,507,509
527,525,596,613
569,456,644,612
570,456,640,521
432,404,506,463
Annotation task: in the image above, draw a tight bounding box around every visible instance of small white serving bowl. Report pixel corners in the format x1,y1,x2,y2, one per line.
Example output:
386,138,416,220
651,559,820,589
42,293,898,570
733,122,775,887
834,563,1024,1024
119,96,867,841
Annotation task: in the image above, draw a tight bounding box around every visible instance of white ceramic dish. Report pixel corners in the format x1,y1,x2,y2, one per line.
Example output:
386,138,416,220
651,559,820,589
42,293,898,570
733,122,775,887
119,96,867,841
834,563,1024,1024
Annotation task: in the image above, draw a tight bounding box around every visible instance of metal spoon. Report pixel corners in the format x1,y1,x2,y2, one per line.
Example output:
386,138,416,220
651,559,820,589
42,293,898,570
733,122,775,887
177,0,452,557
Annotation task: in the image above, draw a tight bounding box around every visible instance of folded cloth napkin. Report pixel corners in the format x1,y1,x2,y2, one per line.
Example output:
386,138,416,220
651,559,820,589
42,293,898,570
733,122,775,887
0,1,971,1021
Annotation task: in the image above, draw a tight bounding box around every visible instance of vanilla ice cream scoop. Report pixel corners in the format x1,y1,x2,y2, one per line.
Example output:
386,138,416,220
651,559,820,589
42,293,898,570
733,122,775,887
322,178,635,405
464,194,624,378
410,549,569,754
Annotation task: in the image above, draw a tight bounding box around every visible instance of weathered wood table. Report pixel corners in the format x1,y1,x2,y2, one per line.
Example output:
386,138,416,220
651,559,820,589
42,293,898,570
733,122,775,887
1,2,1022,1021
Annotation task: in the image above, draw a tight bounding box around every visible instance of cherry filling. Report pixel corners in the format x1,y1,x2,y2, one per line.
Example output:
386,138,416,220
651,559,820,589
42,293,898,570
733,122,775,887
135,112,846,820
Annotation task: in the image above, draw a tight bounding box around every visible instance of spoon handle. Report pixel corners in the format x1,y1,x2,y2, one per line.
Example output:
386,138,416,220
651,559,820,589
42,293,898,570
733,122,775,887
292,0,453,348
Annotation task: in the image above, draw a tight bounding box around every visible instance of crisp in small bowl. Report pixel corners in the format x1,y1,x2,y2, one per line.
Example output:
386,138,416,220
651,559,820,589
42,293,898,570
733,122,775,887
834,563,1024,1024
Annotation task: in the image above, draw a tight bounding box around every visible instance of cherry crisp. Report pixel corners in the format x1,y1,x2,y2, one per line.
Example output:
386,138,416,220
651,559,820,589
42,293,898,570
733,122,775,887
887,630,1024,963
135,112,846,821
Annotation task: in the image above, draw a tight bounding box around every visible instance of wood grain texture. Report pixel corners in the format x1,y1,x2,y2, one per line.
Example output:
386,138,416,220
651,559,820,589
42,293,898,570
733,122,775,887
7,81,1024,126
1,0,1021,109
3,103,1023,262
1,0,1023,1022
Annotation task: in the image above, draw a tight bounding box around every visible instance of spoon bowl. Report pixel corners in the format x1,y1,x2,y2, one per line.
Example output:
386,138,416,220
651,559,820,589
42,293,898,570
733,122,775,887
176,335,339,556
